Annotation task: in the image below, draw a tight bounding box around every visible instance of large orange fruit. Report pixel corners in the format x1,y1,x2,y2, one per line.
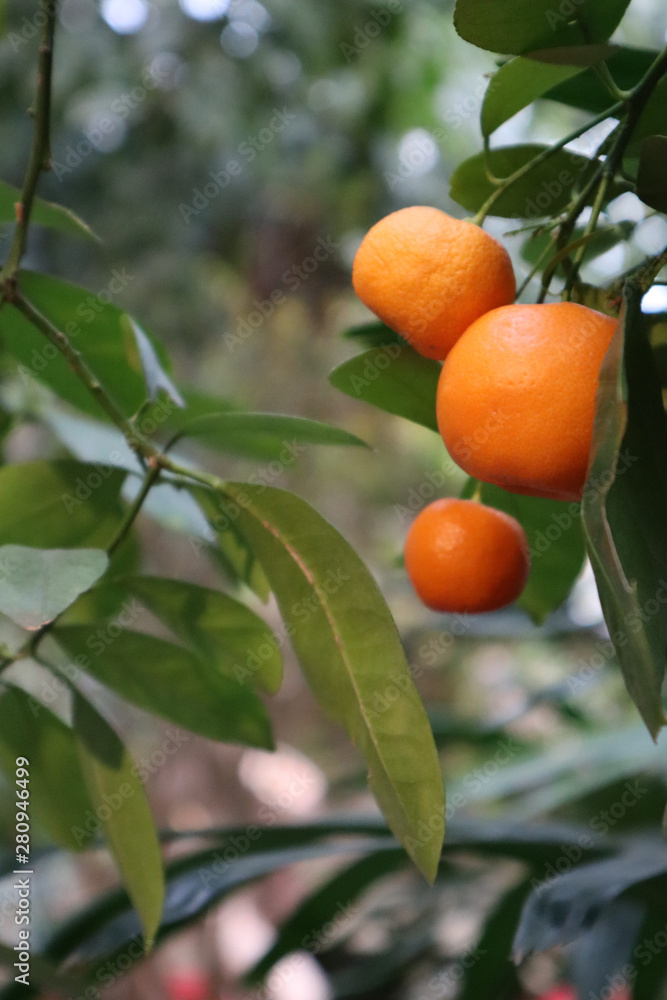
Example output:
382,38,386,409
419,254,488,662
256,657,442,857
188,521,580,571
404,498,530,613
352,206,516,360
436,302,618,502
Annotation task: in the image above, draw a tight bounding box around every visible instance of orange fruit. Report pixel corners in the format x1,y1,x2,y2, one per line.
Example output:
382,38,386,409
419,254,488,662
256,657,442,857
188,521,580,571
352,206,516,360
436,302,618,502
404,498,530,613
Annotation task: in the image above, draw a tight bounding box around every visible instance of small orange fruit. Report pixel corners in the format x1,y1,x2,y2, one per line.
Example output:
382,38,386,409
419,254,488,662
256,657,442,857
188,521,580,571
352,206,516,360
404,498,530,614
436,302,618,502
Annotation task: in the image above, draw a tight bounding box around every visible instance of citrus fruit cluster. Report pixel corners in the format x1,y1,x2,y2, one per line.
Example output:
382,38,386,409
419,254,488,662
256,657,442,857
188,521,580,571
353,206,619,614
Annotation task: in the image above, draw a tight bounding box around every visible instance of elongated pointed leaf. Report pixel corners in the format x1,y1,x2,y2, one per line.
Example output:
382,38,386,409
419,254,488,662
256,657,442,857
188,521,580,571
193,483,445,882
329,345,441,432
454,0,632,55
122,575,282,694
123,316,184,408
55,626,274,749
482,57,583,136
544,46,655,113
73,694,164,950
582,286,667,739
0,546,107,629
463,482,586,623
0,686,94,851
0,180,98,241
171,411,368,459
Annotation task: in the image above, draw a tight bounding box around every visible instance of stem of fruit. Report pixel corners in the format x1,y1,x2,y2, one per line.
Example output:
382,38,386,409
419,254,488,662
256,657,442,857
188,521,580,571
471,102,624,227
1,2,56,288
542,45,667,300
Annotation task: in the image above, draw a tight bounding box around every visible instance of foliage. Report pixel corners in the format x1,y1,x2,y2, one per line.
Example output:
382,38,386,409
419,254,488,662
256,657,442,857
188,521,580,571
0,0,665,997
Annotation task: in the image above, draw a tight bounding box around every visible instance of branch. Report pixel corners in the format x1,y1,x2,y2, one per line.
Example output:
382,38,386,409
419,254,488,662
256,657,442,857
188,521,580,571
8,291,158,460
2,1,56,284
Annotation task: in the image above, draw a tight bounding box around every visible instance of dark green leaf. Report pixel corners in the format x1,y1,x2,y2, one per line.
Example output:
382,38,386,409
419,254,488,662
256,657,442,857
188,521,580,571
0,686,94,852
122,575,282,694
544,46,656,113
0,546,107,629
74,694,164,950
2,272,165,419
637,135,667,212
454,0,632,55
171,411,369,459
629,887,667,1000
450,145,615,219
458,878,531,1000
194,483,445,882
464,482,586,623
625,78,667,160
329,345,441,432
0,460,126,550
55,625,274,748
482,57,584,136
520,222,633,269
582,286,667,739
246,851,407,982
527,43,617,65
0,180,98,241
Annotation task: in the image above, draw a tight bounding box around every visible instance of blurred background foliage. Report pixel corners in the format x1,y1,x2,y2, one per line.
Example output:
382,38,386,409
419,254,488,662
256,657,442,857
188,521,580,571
1,0,667,998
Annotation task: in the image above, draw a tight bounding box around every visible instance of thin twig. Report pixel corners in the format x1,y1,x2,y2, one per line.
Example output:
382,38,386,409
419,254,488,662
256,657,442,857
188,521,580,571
2,1,56,285
107,460,162,556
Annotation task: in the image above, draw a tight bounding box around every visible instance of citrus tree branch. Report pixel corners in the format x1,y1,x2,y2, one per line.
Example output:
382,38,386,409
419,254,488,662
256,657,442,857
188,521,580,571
471,101,624,226
2,1,56,285
8,292,158,460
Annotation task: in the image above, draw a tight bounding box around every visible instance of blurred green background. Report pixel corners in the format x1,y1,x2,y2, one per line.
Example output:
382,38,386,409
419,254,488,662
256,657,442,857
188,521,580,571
1,1,667,998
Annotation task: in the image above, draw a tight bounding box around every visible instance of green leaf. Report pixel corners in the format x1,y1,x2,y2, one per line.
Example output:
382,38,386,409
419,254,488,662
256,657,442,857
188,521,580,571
625,78,667,159
246,850,406,982
520,222,633,269
73,693,164,950
464,482,586,623
170,411,369,460
458,878,531,1000
122,316,184,408
0,460,126,549
454,0,632,55
54,626,274,749
0,686,94,852
582,286,667,739
329,345,441,432
482,57,584,137
2,272,166,419
342,321,407,348
0,546,107,629
0,180,98,241
637,136,667,212
544,46,656,113
450,145,620,219
122,576,283,694
195,489,271,600
194,483,445,883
